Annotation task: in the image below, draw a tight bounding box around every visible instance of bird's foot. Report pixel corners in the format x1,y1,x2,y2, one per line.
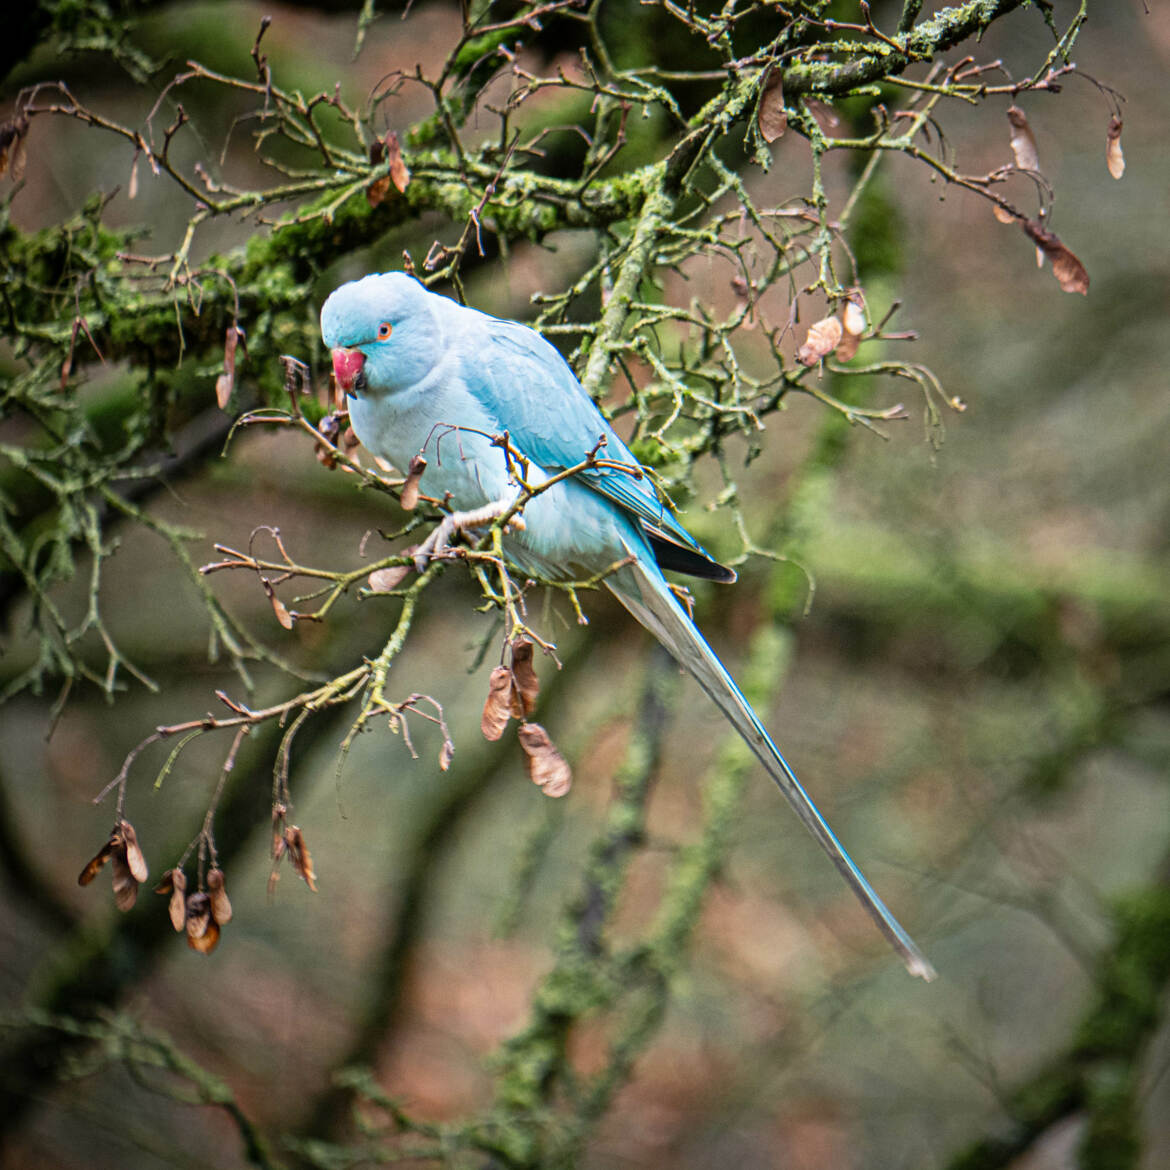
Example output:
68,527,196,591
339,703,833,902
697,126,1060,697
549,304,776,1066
412,499,525,574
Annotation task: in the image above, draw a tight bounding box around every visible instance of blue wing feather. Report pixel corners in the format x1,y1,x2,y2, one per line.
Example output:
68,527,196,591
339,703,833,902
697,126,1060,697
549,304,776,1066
457,314,728,577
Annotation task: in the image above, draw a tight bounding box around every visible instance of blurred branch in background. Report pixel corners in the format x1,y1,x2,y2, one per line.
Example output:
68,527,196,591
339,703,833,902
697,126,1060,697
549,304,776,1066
1,1,1167,1168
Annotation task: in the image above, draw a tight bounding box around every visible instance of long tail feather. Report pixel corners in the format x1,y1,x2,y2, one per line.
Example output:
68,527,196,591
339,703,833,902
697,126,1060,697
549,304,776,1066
609,555,936,981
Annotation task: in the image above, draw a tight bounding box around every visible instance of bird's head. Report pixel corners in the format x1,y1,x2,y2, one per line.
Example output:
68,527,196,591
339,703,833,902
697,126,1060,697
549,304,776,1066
320,272,440,397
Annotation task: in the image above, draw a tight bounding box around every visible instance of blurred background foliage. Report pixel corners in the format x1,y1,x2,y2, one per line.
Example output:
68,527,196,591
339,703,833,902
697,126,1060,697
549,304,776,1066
1,1,1169,1168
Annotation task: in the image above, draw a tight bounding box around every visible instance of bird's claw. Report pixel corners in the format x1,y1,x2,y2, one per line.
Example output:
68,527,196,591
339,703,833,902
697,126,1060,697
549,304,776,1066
412,498,522,574
412,518,456,573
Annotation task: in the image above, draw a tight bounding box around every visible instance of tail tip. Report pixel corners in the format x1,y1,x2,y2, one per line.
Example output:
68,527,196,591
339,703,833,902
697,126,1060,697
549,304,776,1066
906,953,938,982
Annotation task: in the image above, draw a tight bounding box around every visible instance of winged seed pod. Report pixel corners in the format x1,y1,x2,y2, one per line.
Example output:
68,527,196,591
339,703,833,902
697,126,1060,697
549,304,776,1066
517,722,572,798
1106,115,1125,180
262,577,295,629
510,638,540,717
400,454,427,511
757,71,786,143
154,868,188,931
207,867,233,925
1021,219,1090,295
79,820,148,911
1006,105,1040,172
481,665,516,741
185,891,221,954
836,295,866,362
797,315,843,366
78,839,115,887
283,826,318,891
215,324,244,410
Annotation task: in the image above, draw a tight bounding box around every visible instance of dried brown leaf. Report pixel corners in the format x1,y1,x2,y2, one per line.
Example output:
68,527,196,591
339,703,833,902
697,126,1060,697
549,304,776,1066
439,738,454,772
1021,219,1089,295
510,638,539,717
797,315,843,366
481,666,515,741
284,826,317,891
1007,105,1040,172
1106,115,1125,180
517,722,572,798
207,867,233,924
401,454,426,511
992,202,1016,224
757,71,786,144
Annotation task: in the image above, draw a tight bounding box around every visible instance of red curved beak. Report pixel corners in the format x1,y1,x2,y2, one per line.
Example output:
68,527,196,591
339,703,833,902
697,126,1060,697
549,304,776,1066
331,347,366,395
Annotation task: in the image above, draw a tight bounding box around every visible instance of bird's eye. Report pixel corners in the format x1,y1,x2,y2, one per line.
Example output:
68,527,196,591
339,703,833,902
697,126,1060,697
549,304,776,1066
377,321,393,341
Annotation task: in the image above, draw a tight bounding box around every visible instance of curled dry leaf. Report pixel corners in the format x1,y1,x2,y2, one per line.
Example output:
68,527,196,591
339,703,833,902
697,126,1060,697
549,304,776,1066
368,563,413,592
517,722,572,798
439,737,454,772
1106,116,1125,180
207,867,233,924
510,638,539,717
1007,105,1040,172
284,826,317,891
797,315,843,366
481,665,515,741
757,70,786,144
992,202,1016,225
1021,219,1090,295
401,454,427,511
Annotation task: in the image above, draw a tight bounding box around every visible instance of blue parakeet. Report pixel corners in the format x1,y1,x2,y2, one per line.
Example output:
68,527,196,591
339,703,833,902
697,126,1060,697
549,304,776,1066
321,271,934,980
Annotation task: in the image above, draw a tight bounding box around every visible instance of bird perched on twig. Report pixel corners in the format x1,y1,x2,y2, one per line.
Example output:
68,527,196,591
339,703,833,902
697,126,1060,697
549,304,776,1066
321,271,934,980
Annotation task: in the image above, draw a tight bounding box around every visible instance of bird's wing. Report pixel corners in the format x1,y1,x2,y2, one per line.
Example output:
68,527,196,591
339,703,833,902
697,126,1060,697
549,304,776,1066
460,315,731,578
